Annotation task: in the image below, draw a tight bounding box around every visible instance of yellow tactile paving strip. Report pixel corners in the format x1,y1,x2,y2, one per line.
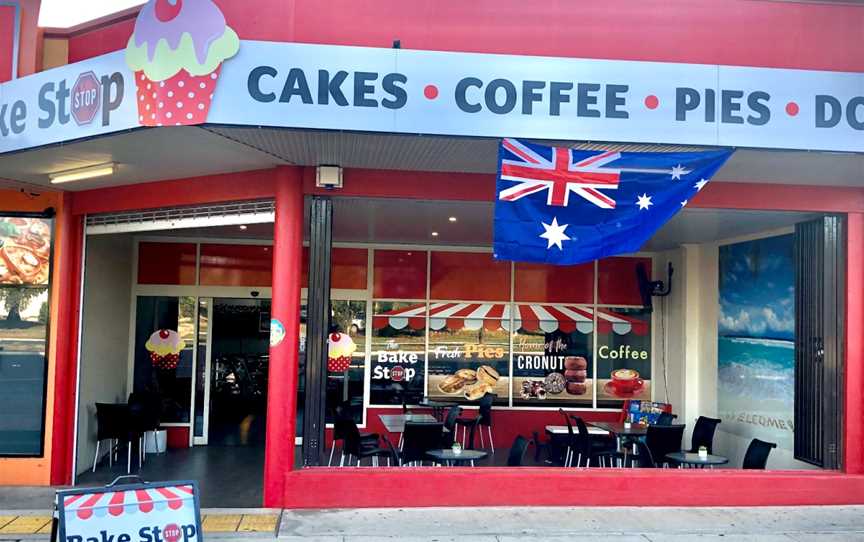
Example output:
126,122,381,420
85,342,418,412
0,513,279,535
0,515,52,535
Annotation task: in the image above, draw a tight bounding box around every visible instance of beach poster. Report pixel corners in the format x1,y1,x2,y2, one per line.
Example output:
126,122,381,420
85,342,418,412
718,234,794,450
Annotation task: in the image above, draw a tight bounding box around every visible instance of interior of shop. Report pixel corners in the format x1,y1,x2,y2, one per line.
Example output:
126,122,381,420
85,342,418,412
70,196,826,506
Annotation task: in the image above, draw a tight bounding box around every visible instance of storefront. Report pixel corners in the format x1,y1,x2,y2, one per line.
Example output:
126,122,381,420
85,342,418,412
0,0,863,508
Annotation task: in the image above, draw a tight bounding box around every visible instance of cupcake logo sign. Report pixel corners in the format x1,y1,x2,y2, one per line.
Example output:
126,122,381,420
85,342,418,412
125,0,240,127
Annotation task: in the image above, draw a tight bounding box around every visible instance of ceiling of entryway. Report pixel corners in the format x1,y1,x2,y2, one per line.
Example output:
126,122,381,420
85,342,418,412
146,197,818,251
0,125,862,192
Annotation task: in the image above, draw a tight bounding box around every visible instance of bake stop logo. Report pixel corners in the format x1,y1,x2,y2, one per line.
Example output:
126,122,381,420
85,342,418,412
125,0,240,126
65,522,198,542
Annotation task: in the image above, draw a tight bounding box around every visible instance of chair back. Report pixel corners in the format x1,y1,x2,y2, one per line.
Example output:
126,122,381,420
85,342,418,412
632,440,656,468
645,424,686,466
478,393,495,427
689,416,721,453
656,412,677,426
337,418,375,458
463,417,482,450
571,416,594,466
401,421,444,464
381,435,400,466
742,438,777,469
95,403,129,441
443,406,462,432
507,436,530,466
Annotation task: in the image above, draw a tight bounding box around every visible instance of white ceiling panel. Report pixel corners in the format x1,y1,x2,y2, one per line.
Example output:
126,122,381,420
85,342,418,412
0,125,860,192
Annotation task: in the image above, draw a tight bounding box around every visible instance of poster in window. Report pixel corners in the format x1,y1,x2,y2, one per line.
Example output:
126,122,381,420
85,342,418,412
0,213,53,456
595,308,652,408
718,234,794,451
370,302,426,405
511,328,593,407
0,217,52,286
426,322,510,406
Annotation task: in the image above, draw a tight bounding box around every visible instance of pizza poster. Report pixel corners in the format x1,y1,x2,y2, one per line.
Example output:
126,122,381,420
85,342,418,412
0,215,52,286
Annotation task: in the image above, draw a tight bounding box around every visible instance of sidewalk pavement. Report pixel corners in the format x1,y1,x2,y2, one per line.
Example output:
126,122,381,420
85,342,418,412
1,505,863,540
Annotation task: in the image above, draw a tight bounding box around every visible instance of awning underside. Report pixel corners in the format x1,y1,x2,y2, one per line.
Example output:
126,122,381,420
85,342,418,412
373,302,647,335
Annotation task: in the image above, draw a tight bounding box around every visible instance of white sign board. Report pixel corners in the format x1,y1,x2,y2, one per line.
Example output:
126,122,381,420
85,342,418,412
55,481,201,542
1,41,862,155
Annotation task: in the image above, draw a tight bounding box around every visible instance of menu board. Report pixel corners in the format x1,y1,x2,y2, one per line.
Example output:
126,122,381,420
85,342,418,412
0,216,52,286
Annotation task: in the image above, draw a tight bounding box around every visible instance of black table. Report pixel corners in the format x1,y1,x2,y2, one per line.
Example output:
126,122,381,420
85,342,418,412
417,400,458,421
425,449,488,466
666,452,729,468
588,421,648,452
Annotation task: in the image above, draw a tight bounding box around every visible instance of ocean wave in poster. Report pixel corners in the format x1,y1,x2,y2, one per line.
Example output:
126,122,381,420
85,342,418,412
718,336,794,404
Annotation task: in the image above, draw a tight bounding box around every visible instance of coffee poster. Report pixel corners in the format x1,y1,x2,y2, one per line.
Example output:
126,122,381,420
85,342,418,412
595,308,652,408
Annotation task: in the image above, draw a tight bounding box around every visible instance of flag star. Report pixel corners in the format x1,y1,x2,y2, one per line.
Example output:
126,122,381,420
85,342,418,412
680,200,688,207
540,217,570,250
694,179,709,191
670,164,690,180
636,193,653,210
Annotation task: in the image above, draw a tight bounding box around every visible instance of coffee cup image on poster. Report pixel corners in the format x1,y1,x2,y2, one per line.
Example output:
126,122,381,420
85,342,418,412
595,308,652,407
0,216,51,286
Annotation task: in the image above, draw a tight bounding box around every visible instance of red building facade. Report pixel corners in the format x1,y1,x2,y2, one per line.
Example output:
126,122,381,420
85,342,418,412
0,0,862,508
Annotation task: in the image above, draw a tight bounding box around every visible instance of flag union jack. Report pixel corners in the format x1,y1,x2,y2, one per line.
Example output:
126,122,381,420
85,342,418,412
493,138,734,265
498,138,622,209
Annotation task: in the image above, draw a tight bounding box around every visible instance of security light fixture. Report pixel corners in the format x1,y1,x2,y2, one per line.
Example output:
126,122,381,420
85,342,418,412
316,165,343,189
49,163,116,184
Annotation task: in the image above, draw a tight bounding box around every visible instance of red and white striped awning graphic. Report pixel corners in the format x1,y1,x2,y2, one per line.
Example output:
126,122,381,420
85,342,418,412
373,303,647,335
63,484,193,520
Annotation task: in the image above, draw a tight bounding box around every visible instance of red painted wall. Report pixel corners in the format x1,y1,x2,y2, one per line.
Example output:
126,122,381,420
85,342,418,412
0,5,16,83
66,0,863,72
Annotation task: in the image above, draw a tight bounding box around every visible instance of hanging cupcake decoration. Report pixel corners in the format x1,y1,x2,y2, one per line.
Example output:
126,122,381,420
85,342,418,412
327,332,356,372
145,329,184,370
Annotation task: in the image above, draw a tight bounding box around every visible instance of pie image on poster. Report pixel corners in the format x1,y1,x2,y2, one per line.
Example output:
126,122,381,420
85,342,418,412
0,218,51,285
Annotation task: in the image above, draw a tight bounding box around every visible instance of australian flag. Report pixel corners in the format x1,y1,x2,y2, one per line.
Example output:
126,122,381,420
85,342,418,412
493,138,733,265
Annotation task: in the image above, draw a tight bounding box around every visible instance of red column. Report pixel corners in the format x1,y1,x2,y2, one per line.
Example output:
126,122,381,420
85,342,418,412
845,212,864,474
50,195,85,485
263,166,304,506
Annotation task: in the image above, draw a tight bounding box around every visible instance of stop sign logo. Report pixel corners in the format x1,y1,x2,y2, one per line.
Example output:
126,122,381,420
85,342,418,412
71,71,101,126
162,523,182,542
391,365,405,382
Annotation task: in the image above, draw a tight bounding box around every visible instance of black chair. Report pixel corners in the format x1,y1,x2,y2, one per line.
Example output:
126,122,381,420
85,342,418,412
645,424,686,467
656,412,678,426
531,430,551,464
557,409,579,467
627,440,657,468
742,439,777,469
401,421,444,466
507,436,531,466
329,403,378,466
573,416,617,467
128,392,161,462
688,416,721,454
340,420,392,467
93,403,141,474
455,393,496,452
333,418,380,466
442,405,462,447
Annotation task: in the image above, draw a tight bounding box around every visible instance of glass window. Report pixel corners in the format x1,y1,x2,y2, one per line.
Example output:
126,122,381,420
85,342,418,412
370,301,425,405
133,296,196,423
326,300,367,424
427,319,509,406
512,327,593,408
0,286,50,455
595,307,652,408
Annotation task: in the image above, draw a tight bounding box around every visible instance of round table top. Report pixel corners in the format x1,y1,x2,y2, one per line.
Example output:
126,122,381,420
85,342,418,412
665,452,729,465
426,449,488,461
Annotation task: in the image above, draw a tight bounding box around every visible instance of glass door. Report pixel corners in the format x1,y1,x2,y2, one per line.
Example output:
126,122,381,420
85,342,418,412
132,296,197,441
